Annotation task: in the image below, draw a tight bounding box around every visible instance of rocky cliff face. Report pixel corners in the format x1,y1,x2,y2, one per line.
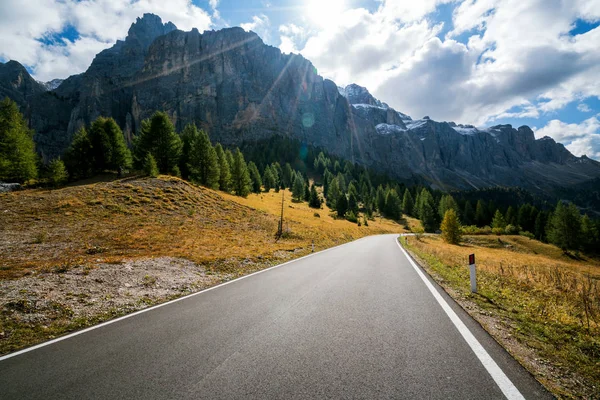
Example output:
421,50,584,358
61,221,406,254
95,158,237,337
3,14,600,194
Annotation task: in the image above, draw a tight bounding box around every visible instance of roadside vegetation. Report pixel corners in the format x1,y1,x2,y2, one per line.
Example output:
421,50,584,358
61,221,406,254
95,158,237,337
402,233,600,398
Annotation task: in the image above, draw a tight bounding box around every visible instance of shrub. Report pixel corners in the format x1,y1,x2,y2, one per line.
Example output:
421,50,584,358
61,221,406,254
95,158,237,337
505,224,519,235
520,231,535,239
492,227,505,235
346,211,358,223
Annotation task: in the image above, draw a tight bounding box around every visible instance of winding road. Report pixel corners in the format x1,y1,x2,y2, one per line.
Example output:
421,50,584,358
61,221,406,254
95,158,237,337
0,235,552,399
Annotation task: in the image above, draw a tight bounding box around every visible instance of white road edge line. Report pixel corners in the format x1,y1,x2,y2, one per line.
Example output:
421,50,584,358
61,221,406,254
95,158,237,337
0,236,367,362
395,237,526,400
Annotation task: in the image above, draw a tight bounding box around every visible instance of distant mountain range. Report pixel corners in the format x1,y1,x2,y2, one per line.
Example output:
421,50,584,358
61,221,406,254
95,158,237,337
1,13,599,197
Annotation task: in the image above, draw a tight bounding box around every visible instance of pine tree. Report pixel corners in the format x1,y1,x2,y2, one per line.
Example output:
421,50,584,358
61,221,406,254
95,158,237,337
418,189,437,232
134,112,182,174
309,184,321,209
292,172,305,201
327,178,340,209
376,185,386,213
63,127,94,180
283,163,294,189
143,153,159,178
547,202,582,252
384,189,401,220
262,165,276,192
438,194,459,220
491,209,507,232
402,188,414,216
0,97,38,183
462,200,475,226
505,206,517,226
188,127,219,189
104,117,132,171
580,215,598,253
441,209,461,244
534,211,547,241
248,161,262,193
304,181,310,202
48,158,68,187
475,200,487,227
336,193,348,217
214,143,231,191
231,149,251,197
179,124,197,180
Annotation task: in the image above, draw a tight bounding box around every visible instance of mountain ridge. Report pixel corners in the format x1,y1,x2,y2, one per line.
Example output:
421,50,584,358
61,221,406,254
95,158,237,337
1,13,599,195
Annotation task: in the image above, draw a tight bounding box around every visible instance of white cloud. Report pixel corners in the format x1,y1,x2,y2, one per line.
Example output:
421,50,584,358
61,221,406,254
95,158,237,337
578,103,592,112
241,14,271,43
379,0,456,23
0,0,213,81
535,117,600,159
278,23,306,54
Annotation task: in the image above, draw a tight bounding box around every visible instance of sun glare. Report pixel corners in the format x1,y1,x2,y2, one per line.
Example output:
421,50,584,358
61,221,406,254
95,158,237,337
305,0,347,27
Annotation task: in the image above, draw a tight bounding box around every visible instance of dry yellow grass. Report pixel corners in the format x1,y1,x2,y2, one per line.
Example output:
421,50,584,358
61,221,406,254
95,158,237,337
403,235,600,398
0,176,405,280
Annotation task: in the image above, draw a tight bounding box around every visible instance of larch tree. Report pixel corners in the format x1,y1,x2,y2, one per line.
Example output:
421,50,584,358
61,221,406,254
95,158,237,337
0,97,38,183
440,209,462,245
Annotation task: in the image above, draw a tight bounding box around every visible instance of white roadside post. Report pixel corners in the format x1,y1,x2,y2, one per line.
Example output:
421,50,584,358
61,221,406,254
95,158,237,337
469,254,477,293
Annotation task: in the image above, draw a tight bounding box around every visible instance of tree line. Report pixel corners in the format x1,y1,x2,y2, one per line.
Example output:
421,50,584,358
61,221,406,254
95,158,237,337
2,97,598,254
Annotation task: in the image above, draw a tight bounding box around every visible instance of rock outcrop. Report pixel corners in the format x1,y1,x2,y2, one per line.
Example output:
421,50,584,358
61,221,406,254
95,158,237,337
3,13,600,194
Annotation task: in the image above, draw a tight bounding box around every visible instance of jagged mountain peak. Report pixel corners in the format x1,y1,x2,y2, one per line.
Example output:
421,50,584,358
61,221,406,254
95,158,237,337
126,13,177,49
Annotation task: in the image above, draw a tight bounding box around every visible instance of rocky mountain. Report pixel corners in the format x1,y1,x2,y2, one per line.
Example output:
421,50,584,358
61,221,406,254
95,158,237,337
2,13,600,195
38,79,64,91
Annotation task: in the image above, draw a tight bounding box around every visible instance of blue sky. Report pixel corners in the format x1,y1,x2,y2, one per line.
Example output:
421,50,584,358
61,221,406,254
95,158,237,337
0,0,599,158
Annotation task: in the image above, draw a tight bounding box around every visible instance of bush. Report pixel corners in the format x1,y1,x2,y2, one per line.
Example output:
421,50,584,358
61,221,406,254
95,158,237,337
462,225,492,235
505,224,519,235
520,231,535,239
346,211,358,223
492,227,505,235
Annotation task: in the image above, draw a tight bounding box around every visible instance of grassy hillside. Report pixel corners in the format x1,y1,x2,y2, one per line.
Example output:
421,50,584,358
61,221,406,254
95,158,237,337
0,175,405,354
402,234,600,398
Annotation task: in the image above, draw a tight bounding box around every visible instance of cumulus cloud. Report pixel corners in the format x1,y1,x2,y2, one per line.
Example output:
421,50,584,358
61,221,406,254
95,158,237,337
241,14,271,43
0,0,212,81
289,0,600,156
536,117,600,159
578,103,592,113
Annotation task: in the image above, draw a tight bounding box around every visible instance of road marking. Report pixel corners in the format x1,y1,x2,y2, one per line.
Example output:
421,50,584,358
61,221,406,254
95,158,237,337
395,238,525,400
0,237,368,362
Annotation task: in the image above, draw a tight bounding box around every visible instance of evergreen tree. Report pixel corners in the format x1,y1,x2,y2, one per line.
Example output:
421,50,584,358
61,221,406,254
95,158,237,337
262,165,276,192
48,158,68,187
462,200,475,226
88,117,113,171
336,172,347,193
492,210,507,230
231,149,251,197
304,181,310,202
143,153,159,178
441,209,461,245
348,191,359,214
336,193,348,217
0,97,38,182
438,194,459,220
247,161,262,193
418,189,437,232
309,184,321,209
505,206,517,226
104,117,132,171
188,127,219,189
271,162,283,191
534,211,547,241
214,143,231,191
292,172,305,201
283,163,294,188
376,185,386,213
475,200,487,227
327,178,340,209
384,189,401,220
580,214,598,253
547,202,582,252
134,112,182,174
63,127,94,180
179,124,197,180
402,188,414,216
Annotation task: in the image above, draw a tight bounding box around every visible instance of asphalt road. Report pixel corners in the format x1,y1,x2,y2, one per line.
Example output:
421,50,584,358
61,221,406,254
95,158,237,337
0,235,553,399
